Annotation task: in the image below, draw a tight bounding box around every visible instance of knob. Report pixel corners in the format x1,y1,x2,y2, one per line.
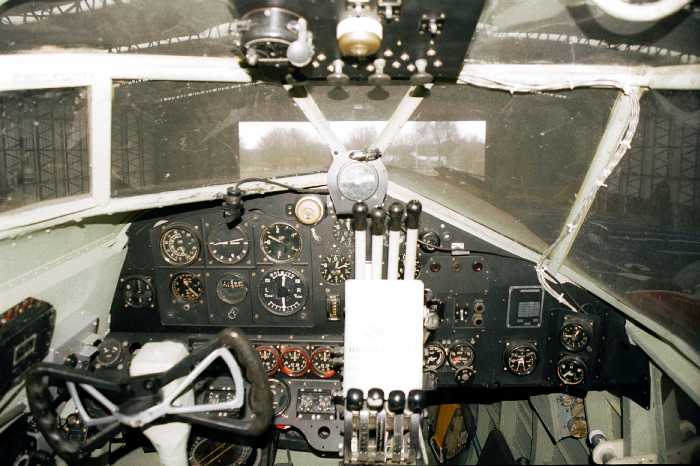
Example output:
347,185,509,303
367,388,385,410
371,207,386,236
455,366,474,384
388,202,403,232
387,390,405,414
407,390,425,413
352,202,368,232
410,58,433,85
346,388,363,411
287,18,314,67
369,58,391,85
406,199,422,229
328,59,350,85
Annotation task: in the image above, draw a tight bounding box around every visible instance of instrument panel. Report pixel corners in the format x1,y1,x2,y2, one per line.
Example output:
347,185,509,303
109,192,649,404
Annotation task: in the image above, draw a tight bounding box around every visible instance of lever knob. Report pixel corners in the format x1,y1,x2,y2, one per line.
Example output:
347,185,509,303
352,202,368,232
406,200,422,229
388,202,403,232
346,388,363,411
407,390,425,413
371,207,386,236
367,388,385,410
387,390,405,414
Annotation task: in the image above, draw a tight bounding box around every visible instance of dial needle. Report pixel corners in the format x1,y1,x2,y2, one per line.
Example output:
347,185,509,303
211,239,244,245
268,235,284,244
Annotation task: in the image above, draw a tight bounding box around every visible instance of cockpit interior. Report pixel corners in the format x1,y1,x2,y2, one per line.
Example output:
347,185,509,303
0,1,699,465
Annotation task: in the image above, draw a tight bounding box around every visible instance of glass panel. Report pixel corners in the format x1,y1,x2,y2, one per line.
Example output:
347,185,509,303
111,81,313,197
569,90,700,351
0,87,89,213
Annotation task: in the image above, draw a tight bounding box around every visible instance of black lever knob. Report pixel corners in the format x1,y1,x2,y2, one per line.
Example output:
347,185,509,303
387,390,405,414
407,390,425,413
367,388,385,411
352,202,368,232
371,207,386,236
388,202,404,232
406,200,422,229
346,388,363,411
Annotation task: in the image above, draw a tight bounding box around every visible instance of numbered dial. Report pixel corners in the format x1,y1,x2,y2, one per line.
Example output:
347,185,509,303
207,224,249,264
556,356,586,385
320,254,352,284
261,223,302,262
310,347,336,378
160,225,200,265
505,344,538,376
560,322,590,352
280,347,309,377
424,343,446,370
256,345,281,376
269,379,291,416
258,269,307,316
398,251,422,279
332,218,354,247
216,274,248,305
448,343,475,369
171,272,203,303
95,338,123,368
122,276,154,309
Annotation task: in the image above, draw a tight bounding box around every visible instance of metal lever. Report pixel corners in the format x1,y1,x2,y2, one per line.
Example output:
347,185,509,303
387,202,404,280
371,207,386,280
404,200,422,280
353,202,368,279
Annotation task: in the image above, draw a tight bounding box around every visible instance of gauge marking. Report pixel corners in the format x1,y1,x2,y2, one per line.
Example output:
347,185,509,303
207,224,249,264
556,356,586,385
424,343,446,371
332,218,354,247
258,269,307,316
171,272,203,303
560,321,590,352
122,276,154,309
216,274,248,305
260,223,302,263
320,254,352,284
256,345,281,376
505,344,538,376
160,225,200,265
448,343,475,369
280,346,309,377
310,347,336,378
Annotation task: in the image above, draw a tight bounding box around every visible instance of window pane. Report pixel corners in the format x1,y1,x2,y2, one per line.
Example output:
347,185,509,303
0,87,89,213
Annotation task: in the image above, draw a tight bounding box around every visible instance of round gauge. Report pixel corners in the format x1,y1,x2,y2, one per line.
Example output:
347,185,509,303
448,343,475,369
216,274,248,305
424,343,446,371
121,276,154,309
280,347,309,377
160,225,200,265
332,218,354,247
398,251,422,279
560,322,590,352
258,269,307,316
269,379,291,417
171,272,203,303
95,339,123,368
207,224,249,264
256,345,280,376
189,438,256,466
310,347,336,378
505,344,538,376
556,356,586,385
455,366,475,384
320,254,352,284
260,223,302,263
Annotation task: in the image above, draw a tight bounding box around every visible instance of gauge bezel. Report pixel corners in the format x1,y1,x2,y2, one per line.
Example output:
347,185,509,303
280,346,310,377
207,224,249,265
504,344,539,376
310,346,336,378
319,254,353,285
556,356,587,385
257,268,308,316
170,272,204,303
259,222,303,263
216,273,249,305
269,378,291,416
121,275,154,309
447,343,475,369
559,321,591,353
159,223,201,266
424,343,446,371
256,345,281,376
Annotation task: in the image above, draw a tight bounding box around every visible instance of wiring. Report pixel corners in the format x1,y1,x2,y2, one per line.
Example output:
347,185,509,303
416,238,534,263
232,177,329,195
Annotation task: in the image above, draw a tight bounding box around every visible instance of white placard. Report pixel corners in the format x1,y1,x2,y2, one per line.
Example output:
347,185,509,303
343,279,424,396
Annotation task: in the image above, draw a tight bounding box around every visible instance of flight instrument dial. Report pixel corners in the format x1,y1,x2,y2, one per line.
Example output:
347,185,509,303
310,347,336,378
320,254,352,284
160,225,200,265
556,356,586,385
448,343,475,369
560,321,590,352
280,347,309,377
261,223,302,262
505,344,538,376
207,224,249,264
256,345,281,376
424,343,446,370
171,272,203,303
258,269,307,316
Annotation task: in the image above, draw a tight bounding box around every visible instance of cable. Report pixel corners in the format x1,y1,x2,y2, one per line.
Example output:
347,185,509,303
232,177,329,195
416,238,535,263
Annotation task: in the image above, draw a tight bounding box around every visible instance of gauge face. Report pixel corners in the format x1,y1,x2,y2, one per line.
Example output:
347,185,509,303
122,276,154,309
398,251,422,279
280,347,309,377
332,218,354,247
96,339,122,368
160,225,200,265
207,224,249,264
258,269,307,316
260,223,302,262
560,322,590,352
269,379,291,416
320,254,352,284
505,344,538,376
310,347,336,378
171,272,203,303
216,274,248,305
556,357,586,385
256,345,280,376
424,343,446,370
448,343,475,369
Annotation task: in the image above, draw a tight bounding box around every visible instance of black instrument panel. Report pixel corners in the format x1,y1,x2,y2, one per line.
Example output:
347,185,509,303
109,192,649,401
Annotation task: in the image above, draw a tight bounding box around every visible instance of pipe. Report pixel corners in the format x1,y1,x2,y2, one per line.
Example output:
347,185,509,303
387,203,404,280
404,200,422,280
371,207,386,280
352,202,368,280
591,0,691,23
